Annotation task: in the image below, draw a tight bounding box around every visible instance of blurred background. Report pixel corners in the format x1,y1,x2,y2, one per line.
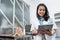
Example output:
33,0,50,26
0,0,60,40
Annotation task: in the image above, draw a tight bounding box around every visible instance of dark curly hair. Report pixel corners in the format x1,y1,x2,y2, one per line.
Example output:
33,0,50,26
36,3,50,21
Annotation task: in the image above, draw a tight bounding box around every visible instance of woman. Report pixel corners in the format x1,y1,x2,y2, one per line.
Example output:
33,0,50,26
31,3,57,40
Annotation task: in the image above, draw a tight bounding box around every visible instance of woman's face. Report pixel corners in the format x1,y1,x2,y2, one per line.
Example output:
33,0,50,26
38,6,45,17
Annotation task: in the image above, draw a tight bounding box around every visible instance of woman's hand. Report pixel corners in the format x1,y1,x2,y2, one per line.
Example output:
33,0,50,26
39,31,46,35
44,29,56,36
38,28,56,36
45,29,52,36
31,30,38,35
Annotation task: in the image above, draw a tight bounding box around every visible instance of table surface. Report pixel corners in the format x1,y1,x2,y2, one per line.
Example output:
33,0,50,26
0,34,32,39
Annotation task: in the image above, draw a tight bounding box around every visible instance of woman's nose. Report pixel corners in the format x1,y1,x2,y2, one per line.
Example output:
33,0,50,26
40,10,44,12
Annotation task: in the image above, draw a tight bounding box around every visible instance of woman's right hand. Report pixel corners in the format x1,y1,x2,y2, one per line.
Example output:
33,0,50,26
31,30,38,35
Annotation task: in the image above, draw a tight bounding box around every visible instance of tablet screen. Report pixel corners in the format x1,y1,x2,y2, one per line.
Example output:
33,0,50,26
38,24,53,31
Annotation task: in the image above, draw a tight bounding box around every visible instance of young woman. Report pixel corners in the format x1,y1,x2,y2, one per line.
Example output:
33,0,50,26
31,3,57,40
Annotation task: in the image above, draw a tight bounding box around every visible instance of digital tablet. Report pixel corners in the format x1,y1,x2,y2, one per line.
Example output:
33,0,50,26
38,24,53,31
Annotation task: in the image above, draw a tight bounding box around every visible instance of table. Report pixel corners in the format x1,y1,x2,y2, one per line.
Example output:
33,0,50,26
0,34,32,40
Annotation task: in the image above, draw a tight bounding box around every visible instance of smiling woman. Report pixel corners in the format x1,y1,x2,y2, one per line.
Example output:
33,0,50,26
30,3,57,40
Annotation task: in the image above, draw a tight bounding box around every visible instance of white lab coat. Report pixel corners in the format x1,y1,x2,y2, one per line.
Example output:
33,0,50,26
30,18,57,40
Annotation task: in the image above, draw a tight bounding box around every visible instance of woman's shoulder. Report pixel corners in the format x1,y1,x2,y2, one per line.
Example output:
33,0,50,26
48,18,53,23
31,17,40,25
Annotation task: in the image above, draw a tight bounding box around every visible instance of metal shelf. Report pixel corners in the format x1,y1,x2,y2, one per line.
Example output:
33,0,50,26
0,0,30,35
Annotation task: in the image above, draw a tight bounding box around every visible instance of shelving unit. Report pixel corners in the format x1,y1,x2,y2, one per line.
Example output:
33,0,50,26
54,13,60,22
54,13,60,40
0,0,30,38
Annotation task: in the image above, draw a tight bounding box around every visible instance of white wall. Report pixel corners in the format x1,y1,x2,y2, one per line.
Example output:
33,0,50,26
56,22,60,37
23,0,60,24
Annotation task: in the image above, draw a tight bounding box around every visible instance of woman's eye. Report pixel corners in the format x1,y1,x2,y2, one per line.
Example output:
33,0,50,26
43,10,45,11
40,9,45,11
40,9,42,11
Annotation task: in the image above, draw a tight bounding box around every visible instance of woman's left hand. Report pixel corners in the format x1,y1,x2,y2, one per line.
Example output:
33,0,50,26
45,29,56,36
